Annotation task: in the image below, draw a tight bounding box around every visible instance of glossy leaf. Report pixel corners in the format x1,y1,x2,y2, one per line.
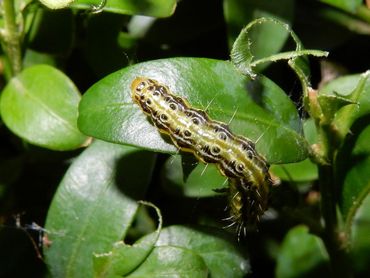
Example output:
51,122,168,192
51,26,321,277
152,225,249,277
126,246,208,277
276,226,330,278
44,140,156,277
224,0,294,70
72,0,177,17
0,65,87,150
78,57,307,164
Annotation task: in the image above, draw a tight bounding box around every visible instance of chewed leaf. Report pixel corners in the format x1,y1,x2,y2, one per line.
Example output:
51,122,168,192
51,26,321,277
230,17,328,79
143,225,250,277
78,57,308,164
93,201,163,276
224,0,294,58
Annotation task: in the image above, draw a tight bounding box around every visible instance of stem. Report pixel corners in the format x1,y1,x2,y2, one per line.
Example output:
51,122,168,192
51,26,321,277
1,0,22,75
318,124,352,277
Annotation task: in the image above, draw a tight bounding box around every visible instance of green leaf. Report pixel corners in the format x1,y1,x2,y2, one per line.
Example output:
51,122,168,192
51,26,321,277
341,125,370,229
26,8,74,54
93,201,162,277
275,226,330,278
39,0,74,9
78,57,307,164
0,65,87,151
72,0,177,17
126,246,208,278
270,118,318,182
319,0,363,13
230,17,328,78
44,140,156,277
270,158,318,183
350,193,370,275
151,225,249,277
318,92,357,123
224,0,294,61
84,13,129,77
162,155,225,197
319,71,370,139
23,49,58,68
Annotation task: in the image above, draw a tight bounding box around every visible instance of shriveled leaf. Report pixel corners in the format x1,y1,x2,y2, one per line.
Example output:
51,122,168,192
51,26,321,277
44,140,156,277
276,226,330,278
126,246,208,278
224,0,294,70
78,57,307,164
153,225,250,278
0,65,87,150
72,0,177,17
230,17,328,79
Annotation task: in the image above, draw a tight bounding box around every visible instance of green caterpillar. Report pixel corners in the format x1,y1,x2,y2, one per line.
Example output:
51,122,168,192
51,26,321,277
131,77,271,235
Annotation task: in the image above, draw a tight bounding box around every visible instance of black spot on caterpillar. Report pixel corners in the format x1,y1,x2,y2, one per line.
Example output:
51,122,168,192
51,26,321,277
131,77,272,236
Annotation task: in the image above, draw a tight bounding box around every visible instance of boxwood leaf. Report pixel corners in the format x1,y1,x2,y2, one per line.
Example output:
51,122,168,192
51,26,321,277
340,125,370,230
93,201,162,276
276,226,330,278
44,140,156,277
78,57,307,164
148,225,250,277
0,65,88,150
126,246,208,278
319,71,370,139
162,155,225,197
224,0,294,70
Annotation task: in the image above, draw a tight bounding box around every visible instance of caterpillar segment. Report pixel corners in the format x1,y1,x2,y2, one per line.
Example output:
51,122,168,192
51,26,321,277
131,77,272,232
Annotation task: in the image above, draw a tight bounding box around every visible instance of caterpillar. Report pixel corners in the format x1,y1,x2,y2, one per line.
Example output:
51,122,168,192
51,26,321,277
131,77,271,235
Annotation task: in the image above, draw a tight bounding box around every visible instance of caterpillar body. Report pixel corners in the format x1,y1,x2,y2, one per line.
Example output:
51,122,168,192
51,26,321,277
131,77,271,234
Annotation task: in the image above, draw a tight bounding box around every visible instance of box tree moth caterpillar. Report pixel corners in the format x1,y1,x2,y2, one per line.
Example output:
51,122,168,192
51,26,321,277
131,77,272,236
